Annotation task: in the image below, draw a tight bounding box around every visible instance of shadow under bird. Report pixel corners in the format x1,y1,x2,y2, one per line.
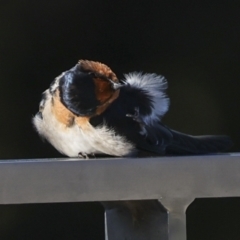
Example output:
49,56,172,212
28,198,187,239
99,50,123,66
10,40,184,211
33,60,232,158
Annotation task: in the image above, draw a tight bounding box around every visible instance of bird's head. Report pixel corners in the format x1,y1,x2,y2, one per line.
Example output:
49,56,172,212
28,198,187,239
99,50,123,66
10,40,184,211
59,60,122,117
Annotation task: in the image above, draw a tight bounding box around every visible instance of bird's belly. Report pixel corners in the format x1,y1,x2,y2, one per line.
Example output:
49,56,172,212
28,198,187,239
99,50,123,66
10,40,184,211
33,112,134,158
33,114,98,157
46,125,98,157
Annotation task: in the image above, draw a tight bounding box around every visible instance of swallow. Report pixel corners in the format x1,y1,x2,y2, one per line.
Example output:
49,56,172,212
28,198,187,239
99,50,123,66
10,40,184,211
33,60,232,158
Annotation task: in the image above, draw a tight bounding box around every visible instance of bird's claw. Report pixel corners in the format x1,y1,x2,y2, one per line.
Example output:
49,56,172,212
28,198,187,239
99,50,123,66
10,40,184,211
78,152,89,159
78,152,96,159
126,107,142,123
126,107,147,135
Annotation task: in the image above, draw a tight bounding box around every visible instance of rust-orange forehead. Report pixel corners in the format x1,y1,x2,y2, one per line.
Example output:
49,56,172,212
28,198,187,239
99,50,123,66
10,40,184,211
78,60,118,82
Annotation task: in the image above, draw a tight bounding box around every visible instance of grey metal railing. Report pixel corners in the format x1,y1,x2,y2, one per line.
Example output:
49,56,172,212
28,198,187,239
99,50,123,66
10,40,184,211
0,154,239,239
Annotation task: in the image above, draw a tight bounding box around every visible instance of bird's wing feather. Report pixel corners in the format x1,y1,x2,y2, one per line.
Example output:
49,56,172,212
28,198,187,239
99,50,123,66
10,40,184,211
165,130,233,154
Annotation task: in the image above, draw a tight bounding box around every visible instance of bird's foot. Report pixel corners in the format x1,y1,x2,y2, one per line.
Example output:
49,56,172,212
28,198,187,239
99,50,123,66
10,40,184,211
78,152,96,159
126,107,146,134
126,107,142,123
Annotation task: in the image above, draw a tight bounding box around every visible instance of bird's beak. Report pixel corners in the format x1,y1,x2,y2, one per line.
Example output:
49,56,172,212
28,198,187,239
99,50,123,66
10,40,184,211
107,78,124,90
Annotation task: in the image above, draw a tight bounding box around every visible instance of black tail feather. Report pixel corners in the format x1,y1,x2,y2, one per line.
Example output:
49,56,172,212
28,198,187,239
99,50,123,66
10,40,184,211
166,130,233,155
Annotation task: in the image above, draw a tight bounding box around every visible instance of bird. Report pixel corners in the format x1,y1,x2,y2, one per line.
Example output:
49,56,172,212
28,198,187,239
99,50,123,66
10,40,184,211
33,60,232,158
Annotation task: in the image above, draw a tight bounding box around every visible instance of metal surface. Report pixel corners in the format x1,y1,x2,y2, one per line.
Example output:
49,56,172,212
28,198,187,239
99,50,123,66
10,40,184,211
0,154,240,239
103,200,168,240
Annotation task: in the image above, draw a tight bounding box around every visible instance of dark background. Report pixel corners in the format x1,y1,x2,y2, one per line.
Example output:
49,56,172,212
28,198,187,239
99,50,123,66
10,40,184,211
0,0,240,239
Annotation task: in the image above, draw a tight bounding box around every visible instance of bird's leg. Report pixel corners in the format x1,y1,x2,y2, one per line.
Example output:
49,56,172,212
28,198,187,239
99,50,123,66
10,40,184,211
126,107,140,122
126,107,147,135
78,152,96,159
78,152,89,159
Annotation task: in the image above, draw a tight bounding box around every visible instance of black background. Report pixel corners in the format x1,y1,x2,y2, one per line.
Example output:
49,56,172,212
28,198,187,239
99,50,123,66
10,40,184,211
0,1,240,239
